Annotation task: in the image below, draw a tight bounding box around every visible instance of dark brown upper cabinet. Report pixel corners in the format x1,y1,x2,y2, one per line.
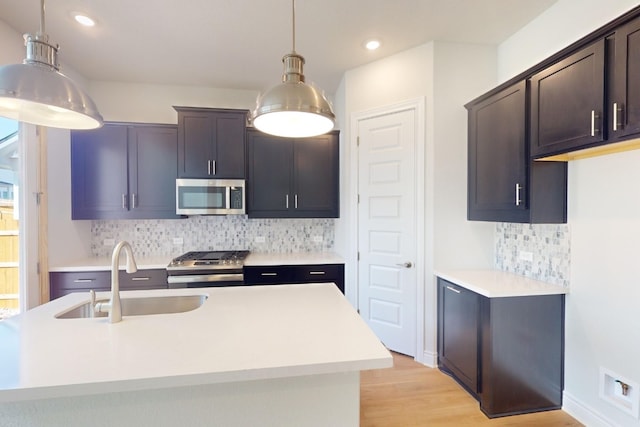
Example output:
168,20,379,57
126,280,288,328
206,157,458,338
246,129,339,218
610,15,640,141
467,81,567,223
175,107,248,179
530,40,606,159
71,123,180,220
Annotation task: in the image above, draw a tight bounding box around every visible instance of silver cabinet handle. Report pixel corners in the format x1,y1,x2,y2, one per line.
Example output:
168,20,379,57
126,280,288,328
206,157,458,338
131,277,150,281
207,160,212,175
295,194,298,209
261,272,278,276
285,194,289,209
396,262,413,268
591,110,600,136
613,102,624,132
122,194,127,209
309,271,326,275
212,160,216,175
515,183,522,206
446,285,461,294
131,193,137,209
74,278,95,283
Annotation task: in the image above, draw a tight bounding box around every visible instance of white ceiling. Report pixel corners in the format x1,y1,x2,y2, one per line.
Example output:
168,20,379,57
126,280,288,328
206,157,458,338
0,0,558,94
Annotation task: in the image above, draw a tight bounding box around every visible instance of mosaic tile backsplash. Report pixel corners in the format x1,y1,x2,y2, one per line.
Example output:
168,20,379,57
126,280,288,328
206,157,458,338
495,223,570,287
91,216,335,258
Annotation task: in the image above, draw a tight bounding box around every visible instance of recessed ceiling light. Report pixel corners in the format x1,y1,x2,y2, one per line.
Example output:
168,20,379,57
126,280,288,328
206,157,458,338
365,39,381,50
73,13,96,27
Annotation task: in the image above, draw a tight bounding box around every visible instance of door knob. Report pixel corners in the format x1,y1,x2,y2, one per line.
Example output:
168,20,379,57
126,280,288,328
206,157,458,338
396,262,413,268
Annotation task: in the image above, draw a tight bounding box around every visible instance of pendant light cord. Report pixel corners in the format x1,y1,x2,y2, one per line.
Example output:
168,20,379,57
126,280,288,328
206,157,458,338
291,0,296,54
39,0,46,36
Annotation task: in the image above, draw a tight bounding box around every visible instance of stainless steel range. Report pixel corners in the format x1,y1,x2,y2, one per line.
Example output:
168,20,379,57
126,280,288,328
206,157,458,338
166,250,250,288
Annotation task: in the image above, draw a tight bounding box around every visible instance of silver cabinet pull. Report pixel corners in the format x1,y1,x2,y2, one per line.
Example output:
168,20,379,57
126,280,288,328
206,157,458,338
131,277,150,281
591,110,600,136
131,193,137,209
74,278,95,283
295,194,298,209
285,194,289,209
212,160,216,175
613,102,624,131
395,262,413,268
122,194,127,209
309,271,326,275
446,285,461,294
207,160,212,175
515,183,522,206
261,272,278,276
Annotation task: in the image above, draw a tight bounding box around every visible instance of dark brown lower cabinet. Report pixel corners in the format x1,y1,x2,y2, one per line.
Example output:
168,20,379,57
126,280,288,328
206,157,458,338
244,264,344,294
49,269,169,300
437,277,564,418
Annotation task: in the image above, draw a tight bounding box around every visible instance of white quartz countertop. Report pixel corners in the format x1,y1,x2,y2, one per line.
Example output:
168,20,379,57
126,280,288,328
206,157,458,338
435,269,568,298
49,252,344,272
0,283,390,403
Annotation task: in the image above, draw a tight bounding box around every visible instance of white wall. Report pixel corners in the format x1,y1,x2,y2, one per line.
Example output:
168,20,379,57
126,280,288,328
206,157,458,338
339,42,494,363
499,1,640,426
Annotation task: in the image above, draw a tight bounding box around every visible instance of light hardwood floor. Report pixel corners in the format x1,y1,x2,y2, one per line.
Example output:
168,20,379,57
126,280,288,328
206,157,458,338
360,352,583,426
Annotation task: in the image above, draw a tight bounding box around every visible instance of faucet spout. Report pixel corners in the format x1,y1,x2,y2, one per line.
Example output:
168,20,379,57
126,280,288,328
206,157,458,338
105,241,138,323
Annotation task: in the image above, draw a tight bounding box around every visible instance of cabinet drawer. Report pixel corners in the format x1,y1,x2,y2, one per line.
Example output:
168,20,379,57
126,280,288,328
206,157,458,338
49,269,169,300
50,271,111,299
295,264,343,282
243,266,295,285
119,269,168,290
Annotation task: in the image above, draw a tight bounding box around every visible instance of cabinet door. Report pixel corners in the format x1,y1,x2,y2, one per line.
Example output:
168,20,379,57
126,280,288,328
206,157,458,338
468,82,528,222
71,124,129,219
530,40,605,158
247,130,292,216
213,112,247,178
438,279,480,394
177,111,212,178
128,125,181,219
611,17,640,140
293,133,339,217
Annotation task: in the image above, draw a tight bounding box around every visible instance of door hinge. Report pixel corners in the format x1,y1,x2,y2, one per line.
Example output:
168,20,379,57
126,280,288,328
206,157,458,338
35,192,43,205
357,252,360,261
357,136,360,147
36,262,40,275
357,194,360,204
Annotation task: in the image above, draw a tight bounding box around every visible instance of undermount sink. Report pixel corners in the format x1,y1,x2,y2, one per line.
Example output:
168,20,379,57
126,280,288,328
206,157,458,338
55,294,208,319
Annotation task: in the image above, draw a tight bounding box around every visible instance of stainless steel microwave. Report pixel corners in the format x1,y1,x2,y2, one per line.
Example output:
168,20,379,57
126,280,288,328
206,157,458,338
176,179,245,215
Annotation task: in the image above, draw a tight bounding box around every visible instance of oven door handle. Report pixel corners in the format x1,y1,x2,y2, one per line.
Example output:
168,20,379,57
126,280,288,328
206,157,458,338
167,273,244,284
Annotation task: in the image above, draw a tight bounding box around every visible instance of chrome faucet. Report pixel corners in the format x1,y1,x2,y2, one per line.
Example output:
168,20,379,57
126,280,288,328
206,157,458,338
95,241,138,323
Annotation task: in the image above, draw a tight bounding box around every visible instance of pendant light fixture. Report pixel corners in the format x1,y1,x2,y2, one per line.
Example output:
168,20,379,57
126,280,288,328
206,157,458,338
252,0,335,138
0,0,103,129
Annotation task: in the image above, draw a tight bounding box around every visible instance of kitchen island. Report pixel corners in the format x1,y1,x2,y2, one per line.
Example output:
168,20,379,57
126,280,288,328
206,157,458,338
0,283,391,427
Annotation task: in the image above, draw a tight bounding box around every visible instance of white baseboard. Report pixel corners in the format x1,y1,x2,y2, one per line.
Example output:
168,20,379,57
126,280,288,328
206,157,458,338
563,391,617,427
421,350,437,368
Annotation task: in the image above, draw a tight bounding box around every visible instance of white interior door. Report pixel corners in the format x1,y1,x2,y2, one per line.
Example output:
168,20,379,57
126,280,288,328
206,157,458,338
357,108,417,357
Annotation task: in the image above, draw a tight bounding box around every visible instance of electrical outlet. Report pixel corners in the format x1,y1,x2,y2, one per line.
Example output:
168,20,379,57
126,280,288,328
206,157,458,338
519,251,533,262
312,235,323,243
172,237,183,245
255,236,266,243
103,238,115,246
